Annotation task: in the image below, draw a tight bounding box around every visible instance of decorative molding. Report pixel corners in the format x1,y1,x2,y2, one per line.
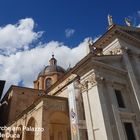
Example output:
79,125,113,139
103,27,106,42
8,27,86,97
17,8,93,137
79,74,105,92
119,111,136,120
109,48,123,55
88,74,97,86
80,81,88,92
121,47,140,57
93,26,140,50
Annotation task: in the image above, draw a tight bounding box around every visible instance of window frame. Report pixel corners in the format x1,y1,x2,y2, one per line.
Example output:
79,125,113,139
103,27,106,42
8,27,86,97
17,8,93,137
122,120,139,140
114,89,125,108
45,78,52,89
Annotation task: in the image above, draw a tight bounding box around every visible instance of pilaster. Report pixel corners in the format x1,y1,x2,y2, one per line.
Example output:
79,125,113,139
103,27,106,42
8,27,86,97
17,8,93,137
122,47,140,110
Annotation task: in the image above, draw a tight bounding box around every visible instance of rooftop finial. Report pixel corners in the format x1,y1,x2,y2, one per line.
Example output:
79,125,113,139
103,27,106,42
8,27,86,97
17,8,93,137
52,52,54,58
49,52,57,65
108,14,113,28
87,37,93,47
125,18,132,26
67,63,71,71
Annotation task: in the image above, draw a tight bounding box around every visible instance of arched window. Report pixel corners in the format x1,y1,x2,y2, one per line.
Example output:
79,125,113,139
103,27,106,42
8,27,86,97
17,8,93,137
45,78,52,89
25,117,36,140
15,125,23,140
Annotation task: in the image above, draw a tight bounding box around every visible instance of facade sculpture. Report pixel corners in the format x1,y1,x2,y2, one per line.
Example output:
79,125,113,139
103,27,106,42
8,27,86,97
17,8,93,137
108,14,113,27
125,18,132,26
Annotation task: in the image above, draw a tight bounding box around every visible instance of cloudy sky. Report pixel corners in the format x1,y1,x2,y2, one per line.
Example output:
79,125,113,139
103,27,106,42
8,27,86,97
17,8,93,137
0,0,140,96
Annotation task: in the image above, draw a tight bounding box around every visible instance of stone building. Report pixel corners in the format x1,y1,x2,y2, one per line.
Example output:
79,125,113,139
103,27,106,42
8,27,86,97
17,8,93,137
0,23,140,140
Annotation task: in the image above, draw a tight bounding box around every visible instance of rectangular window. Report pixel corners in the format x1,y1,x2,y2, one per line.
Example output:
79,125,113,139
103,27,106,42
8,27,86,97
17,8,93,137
114,89,125,108
124,122,136,140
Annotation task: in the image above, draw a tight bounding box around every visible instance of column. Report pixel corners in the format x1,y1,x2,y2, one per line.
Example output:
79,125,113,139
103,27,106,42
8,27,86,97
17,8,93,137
123,48,140,110
82,88,95,140
97,83,114,140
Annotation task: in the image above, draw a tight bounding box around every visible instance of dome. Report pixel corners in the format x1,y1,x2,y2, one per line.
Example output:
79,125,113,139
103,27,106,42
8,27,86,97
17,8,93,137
38,55,66,77
38,65,66,76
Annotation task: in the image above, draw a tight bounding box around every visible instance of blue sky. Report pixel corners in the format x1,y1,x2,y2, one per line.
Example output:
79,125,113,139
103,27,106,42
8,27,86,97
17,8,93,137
0,0,140,47
0,0,140,95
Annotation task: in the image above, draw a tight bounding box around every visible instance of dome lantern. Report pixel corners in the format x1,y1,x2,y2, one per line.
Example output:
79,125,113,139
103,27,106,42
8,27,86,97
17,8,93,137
49,54,57,66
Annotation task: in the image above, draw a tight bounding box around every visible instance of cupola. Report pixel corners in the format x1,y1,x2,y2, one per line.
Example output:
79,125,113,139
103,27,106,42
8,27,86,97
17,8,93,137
34,55,65,90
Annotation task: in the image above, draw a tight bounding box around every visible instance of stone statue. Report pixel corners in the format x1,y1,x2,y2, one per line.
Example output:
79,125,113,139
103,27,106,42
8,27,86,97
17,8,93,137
87,38,94,54
125,18,131,26
87,38,94,47
108,14,113,26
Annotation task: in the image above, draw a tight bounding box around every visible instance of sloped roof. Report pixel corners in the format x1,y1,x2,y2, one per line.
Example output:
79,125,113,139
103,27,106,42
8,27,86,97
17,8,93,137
117,25,140,41
92,24,140,49
38,65,66,77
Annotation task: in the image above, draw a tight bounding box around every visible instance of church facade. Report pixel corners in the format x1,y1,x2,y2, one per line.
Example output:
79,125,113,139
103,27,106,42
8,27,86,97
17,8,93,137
0,23,140,140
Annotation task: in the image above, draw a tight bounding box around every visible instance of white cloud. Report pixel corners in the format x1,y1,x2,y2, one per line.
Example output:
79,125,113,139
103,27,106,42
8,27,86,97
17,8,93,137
137,11,140,17
0,39,92,98
93,36,101,42
0,18,42,55
137,24,140,27
65,28,75,38
0,18,98,99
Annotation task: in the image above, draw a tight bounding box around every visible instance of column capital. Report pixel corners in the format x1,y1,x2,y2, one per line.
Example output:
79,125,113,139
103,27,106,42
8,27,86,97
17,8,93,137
80,74,105,92
121,46,131,54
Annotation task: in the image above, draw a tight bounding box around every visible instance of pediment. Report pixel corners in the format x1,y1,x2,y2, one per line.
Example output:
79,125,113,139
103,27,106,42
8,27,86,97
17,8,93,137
92,25,140,49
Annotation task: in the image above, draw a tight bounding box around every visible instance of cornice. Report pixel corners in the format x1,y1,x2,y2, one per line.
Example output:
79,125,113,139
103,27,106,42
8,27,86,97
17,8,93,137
48,74,77,95
115,29,140,47
117,25,140,33
93,25,140,49
91,59,127,75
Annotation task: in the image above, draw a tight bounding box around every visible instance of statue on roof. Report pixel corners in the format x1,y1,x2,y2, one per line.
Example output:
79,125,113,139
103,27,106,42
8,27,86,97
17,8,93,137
87,38,94,47
125,18,132,26
108,14,113,27
87,37,103,55
87,38,93,54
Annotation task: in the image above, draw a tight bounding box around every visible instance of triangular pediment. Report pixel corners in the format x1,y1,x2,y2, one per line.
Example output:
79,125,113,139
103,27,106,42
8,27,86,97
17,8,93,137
117,25,140,41
92,25,140,49
123,30,140,41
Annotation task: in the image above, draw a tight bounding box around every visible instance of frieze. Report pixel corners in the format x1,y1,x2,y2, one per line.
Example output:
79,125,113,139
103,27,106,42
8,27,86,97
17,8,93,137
109,48,123,55
121,47,140,57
